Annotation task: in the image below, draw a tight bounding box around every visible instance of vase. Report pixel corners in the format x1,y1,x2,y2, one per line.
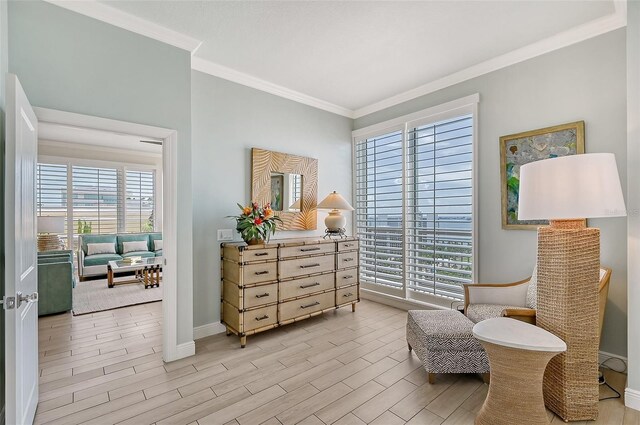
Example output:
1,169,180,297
245,238,263,246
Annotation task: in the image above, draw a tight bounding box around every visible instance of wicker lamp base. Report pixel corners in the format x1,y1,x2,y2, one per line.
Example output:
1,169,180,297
537,219,599,421
38,234,64,252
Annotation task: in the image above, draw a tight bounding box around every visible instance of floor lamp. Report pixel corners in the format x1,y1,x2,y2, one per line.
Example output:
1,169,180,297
518,153,626,421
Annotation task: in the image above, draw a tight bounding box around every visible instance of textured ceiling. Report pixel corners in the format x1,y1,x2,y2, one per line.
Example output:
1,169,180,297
101,0,616,111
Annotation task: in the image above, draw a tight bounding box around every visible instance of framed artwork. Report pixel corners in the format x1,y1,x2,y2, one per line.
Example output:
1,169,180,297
500,121,585,230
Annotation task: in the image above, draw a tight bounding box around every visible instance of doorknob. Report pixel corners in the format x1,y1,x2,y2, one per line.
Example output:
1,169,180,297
16,291,38,309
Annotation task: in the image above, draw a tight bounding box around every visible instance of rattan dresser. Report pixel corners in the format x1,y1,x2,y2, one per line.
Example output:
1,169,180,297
221,237,359,347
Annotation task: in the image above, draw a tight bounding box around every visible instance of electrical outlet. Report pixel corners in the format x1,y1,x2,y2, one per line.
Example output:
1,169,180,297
217,229,233,241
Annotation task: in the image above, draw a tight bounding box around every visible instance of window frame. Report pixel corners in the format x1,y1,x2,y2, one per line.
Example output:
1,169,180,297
352,94,479,308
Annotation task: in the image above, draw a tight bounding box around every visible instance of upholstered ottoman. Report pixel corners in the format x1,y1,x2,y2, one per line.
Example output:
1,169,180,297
406,309,490,384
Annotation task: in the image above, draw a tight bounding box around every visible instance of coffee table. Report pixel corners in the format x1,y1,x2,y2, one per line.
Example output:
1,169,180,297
107,257,163,289
473,317,566,425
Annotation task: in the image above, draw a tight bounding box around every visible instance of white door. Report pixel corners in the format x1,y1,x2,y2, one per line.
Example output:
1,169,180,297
5,74,39,425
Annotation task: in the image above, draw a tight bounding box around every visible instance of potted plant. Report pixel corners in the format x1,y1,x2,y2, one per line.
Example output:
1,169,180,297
230,202,282,245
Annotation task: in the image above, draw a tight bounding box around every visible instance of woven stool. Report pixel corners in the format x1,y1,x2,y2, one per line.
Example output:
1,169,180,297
406,310,489,383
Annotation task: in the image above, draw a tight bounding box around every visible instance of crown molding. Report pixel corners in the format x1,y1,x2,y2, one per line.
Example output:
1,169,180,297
353,6,627,119
43,0,202,53
191,57,354,118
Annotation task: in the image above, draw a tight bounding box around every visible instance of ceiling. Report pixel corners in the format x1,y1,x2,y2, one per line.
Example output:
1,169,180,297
39,122,162,154
83,1,621,117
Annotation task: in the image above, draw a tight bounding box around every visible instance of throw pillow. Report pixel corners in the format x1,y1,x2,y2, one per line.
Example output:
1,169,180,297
122,240,149,254
154,240,163,251
525,264,538,309
87,242,116,256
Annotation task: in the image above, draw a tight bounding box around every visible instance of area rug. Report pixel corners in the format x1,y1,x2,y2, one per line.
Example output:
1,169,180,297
72,277,162,315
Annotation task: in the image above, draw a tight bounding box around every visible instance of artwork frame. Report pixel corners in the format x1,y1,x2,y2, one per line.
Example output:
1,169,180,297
500,121,585,230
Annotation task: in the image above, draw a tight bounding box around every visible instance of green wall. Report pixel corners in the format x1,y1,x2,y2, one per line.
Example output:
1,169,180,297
8,0,194,345
354,29,628,357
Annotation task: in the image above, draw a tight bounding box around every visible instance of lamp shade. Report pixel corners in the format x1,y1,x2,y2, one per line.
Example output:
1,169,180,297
38,216,65,234
518,153,626,220
317,191,354,211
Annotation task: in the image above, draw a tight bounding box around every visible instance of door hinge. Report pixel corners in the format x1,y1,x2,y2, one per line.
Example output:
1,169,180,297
1,296,16,310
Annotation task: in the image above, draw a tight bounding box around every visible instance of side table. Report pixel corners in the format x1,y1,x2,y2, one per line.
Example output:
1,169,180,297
473,317,566,425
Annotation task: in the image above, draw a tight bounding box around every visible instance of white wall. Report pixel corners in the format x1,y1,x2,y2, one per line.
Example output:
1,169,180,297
191,70,353,329
626,0,640,410
38,140,162,168
354,29,628,357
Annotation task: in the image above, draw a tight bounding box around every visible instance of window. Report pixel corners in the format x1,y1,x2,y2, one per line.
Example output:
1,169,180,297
125,170,156,233
36,159,160,250
354,97,476,304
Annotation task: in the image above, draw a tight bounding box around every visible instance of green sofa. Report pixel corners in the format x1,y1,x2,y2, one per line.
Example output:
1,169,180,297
78,232,162,279
38,250,74,316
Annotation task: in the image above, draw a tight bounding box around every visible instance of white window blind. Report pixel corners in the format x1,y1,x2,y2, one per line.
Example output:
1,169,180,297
355,129,405,291
72,166,122,242
406,115,473,299
36,163,68,238
125,170,156,233
355,109,474,302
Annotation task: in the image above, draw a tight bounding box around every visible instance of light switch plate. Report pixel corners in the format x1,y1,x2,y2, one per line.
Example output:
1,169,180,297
217,229,233,241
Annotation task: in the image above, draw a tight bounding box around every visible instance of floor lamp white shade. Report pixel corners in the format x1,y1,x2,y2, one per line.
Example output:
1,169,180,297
317,191,354,231
518,153,626,220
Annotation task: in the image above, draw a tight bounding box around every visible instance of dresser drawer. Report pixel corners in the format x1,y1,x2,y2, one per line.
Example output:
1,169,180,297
242,248,278,262
243,305,278,332
336,269,358,288
242,262,278,286
279,243,335,259
279,273,334,301
279,291,335,322
244,283,278,310
337,251,358,269
338,240,359,252
279,254,335,280
336,286,359,305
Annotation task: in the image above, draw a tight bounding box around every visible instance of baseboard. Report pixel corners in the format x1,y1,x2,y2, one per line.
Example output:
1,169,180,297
626,388,640,411
193,321,227,340
598,350,628,368
175,340,195,359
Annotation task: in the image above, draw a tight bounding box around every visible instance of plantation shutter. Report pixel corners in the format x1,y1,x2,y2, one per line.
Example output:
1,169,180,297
36,163,69,241
71,166,123,243
355,129,405,291
406,115,473,299
125,170,156,233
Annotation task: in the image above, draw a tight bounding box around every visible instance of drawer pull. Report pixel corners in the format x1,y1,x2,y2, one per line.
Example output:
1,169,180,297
343,244,353,247
343,293,354,297
254,271,270,275
254,252,269,257
255,314,270,321
300,247,321,252
300,263,320,269
300,282,320,289
343,258,354,262
300,301,320,309
343,275,354,279
255,293,270,298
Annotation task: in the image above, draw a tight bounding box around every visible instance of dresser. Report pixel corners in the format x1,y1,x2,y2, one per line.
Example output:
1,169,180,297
221,237,359,347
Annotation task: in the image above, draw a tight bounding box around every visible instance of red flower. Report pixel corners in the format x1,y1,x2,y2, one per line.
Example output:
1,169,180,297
252,202,259,210
254,217,263,225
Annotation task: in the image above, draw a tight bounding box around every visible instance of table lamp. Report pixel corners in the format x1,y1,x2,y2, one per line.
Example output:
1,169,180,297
317,191,354,238
518,153,626,421
38,216,65,252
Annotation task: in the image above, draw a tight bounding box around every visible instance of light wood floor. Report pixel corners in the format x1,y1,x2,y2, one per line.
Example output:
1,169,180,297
36,300,634,425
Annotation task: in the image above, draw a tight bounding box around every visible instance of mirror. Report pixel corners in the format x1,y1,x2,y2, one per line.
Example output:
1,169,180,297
252,148,318,230
270,173,303,212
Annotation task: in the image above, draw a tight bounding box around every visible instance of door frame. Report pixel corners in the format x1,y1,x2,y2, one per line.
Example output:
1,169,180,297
32,107,192,362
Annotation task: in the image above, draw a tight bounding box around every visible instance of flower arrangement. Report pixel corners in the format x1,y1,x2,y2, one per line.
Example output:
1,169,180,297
230,202,282,244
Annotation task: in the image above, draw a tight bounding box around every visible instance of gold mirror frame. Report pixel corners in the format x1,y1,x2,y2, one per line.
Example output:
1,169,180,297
251,148,318,230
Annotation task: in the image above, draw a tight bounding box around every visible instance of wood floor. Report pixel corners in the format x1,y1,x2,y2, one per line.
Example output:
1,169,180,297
36,299,634,425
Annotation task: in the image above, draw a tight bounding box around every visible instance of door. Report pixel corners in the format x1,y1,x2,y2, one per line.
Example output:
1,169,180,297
5,74,39,425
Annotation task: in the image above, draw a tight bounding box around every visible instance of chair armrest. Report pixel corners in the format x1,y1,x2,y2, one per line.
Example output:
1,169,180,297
463,278,530,311
502,308,537,325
